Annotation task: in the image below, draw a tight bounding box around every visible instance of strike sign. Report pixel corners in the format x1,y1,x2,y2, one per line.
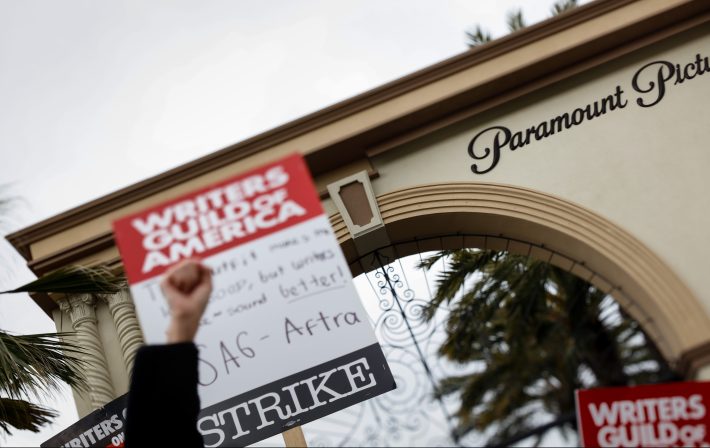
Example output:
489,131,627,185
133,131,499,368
42,394,128,448
575,381,710,447
112,154,395,447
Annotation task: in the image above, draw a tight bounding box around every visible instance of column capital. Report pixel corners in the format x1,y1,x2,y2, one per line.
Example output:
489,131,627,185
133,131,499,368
61,295,98,327
57,297,71,313
102,289,134,310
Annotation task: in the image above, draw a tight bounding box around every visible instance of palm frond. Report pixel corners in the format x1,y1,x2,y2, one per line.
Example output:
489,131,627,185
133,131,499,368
417,249,458,271
0,397,57,435
436,374,472,398
506,9,527,32
426,248,675,445
551,0,579,16
466,25,492,48
422,249,497,319
1,265,126,295
0,331,86,399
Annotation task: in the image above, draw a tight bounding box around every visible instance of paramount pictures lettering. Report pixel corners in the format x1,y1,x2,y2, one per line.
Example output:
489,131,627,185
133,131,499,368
468,52,710,174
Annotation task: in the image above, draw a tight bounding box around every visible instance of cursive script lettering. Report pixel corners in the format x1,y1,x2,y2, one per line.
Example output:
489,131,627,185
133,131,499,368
468,85,626,173
468,51,710,174
632,54,710,107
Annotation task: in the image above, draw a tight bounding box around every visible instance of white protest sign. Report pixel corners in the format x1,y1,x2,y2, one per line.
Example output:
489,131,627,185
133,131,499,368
113,154,395,446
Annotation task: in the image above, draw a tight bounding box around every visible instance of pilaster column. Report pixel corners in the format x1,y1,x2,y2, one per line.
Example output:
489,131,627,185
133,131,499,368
58,295,115,409
104,289,144,375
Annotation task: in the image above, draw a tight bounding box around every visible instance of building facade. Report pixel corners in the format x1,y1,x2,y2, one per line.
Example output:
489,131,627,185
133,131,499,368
8,0,710,422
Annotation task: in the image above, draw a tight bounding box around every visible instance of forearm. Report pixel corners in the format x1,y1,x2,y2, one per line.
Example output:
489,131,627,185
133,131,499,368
125,343,203,447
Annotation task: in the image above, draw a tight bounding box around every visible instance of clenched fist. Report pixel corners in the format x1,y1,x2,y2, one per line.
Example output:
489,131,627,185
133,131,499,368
160,259,213,343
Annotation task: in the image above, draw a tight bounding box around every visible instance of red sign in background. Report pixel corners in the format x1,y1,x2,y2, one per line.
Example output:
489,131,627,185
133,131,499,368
576,381,710,447
113,154,323,284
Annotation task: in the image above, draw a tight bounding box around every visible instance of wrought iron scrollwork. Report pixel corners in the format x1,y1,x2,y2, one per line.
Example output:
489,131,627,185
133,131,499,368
289,234,631,447
294,245,481,447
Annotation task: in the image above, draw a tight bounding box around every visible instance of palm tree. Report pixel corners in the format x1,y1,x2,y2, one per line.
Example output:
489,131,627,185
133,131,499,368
0,266,126,435
1,191,127,435
467,0,578,48
0,330,85,434
465,26,492,47
420,249,676,446
506,9,527,33
551,0,580,16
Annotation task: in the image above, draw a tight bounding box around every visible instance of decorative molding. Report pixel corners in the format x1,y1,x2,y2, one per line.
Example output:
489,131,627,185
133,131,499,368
58,296,115,409
678,341,710,379
20,165,376,278
103,289,144,376
328,171,390,256
65,295,98,326
327,171,384,238
28,232,115,275
330,182,710,365
8,0,710,261
318,168,379,200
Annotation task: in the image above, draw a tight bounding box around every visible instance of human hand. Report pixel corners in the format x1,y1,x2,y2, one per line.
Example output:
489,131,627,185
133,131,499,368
160,259,213,343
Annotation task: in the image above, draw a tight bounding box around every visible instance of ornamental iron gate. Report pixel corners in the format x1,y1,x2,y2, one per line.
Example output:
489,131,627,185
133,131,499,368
302,242,477,447
253,234,644,447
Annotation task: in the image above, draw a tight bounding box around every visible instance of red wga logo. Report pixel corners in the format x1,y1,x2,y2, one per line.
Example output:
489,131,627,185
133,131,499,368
576,381,710,448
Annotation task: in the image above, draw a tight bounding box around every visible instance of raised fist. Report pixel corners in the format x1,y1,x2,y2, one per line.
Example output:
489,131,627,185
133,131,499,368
160,259,213,343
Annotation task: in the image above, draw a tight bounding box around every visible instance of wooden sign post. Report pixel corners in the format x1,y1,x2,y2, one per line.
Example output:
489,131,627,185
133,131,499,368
283,426,307,447
113,154,395,447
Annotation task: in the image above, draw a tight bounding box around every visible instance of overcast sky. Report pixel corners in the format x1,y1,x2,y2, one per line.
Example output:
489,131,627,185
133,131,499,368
0,0,584,445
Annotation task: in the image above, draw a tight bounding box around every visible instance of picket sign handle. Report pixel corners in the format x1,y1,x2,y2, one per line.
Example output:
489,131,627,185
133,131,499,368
282,426,308,447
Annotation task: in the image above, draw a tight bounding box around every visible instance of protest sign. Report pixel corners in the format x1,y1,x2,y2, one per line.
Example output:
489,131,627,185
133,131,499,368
575,381,710,447
42,394,128,448
112,154,395,446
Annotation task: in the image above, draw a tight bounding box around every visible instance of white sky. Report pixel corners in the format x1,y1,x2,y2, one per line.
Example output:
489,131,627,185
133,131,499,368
0,0,586,445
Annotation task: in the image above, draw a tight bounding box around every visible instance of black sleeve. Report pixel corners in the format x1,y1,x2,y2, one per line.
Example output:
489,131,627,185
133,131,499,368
124,343,203,447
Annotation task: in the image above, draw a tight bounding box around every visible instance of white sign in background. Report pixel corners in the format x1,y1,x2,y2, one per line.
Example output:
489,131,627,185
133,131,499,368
130,215,378,408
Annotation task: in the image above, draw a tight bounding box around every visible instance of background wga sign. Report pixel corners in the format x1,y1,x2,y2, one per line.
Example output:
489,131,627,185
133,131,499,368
576,381,710,447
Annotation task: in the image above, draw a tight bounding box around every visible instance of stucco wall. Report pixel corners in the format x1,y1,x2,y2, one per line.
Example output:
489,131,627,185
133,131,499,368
368,24,710,322
40,15,710,419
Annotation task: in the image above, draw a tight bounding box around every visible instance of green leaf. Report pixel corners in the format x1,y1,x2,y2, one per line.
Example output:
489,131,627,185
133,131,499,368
0,331,87,399
506,9,527,32
0,397,57,435
551,0,579,16
1,265,126,295
466,26,492,48
425,248,675,444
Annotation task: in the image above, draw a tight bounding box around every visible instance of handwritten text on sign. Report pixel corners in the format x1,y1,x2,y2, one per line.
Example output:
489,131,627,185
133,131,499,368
112,154,395,446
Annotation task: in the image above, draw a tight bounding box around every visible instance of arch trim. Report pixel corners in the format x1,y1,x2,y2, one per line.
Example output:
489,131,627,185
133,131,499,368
331,182,710,366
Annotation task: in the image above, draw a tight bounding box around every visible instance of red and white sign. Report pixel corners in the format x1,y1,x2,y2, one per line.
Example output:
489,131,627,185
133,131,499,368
112,154,395,446
114,155,323,284
576,381,710,447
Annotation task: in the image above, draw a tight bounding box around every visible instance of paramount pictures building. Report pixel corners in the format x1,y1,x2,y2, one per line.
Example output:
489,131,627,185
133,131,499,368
8,0,710,443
